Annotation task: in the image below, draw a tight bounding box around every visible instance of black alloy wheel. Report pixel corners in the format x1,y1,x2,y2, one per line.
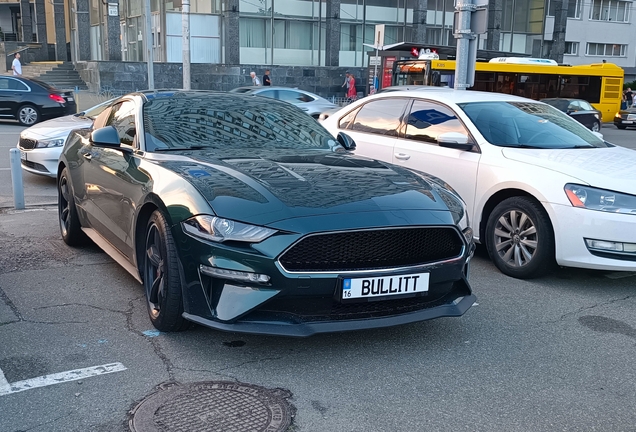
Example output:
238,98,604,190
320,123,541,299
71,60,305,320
485,197,555,279
17,105,40,126
143,210,189,332
58,167,86,246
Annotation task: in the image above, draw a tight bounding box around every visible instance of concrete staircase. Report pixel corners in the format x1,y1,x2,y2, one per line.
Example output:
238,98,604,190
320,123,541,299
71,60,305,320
21,62,89,91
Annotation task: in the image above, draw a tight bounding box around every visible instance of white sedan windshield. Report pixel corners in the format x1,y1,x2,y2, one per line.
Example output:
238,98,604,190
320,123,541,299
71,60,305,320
459,101,608,149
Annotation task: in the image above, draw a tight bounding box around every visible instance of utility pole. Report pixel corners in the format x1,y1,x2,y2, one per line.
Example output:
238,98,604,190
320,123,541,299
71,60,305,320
182,0,191,90
453,0,488,90
144,0,154,90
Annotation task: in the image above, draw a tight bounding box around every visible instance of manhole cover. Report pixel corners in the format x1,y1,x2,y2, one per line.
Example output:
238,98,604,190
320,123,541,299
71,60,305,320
129,381,294,432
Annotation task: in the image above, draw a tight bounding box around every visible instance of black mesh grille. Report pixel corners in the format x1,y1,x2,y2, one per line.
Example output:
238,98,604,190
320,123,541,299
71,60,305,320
279,227,464,272
19,138,37,150
21,160,48,173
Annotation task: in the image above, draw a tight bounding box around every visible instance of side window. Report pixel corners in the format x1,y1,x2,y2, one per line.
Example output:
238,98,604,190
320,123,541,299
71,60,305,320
106,100,137,146
338,106,361,129
349,99,408,137
405,100,470,144
579,101,594,111
0,78,9,90
277,90,302,102
567,101,581,111
8,79,28,91
257,90,277,99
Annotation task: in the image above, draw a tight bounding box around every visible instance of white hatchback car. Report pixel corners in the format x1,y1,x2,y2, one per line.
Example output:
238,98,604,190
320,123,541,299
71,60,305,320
321,88,636,279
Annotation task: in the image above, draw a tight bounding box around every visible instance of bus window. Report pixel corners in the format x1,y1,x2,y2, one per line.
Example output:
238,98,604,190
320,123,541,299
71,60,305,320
473,72,495,92
559,76,602,103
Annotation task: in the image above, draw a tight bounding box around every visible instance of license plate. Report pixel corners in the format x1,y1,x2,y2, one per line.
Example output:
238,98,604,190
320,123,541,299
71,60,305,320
623,120,633,124
66,97,74,102
342,272,430,300
20,150,26,161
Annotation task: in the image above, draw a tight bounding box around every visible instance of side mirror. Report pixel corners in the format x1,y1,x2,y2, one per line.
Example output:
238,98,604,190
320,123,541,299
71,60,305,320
337,132,356,150
437,132,473,151
90,126,120,147
592,131,604,140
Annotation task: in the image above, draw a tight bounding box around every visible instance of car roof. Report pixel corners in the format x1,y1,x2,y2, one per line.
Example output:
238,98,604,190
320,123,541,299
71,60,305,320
233,86,325,98
369,87,536,104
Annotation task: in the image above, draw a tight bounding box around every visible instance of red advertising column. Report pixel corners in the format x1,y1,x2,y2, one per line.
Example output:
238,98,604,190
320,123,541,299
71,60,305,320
382,56,396,89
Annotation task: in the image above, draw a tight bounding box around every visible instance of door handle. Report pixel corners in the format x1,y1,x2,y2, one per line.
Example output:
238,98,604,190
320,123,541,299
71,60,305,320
82,152,92,160
394,153,411,160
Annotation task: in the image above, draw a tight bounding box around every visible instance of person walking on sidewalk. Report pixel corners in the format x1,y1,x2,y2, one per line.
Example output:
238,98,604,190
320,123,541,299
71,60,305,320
263,69,271,86
12,53,22,76
346,73,357,102
250,71,261,86
341,71,351,99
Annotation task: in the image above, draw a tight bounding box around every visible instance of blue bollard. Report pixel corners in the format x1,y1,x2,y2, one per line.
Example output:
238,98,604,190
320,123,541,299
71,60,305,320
9,148,25,210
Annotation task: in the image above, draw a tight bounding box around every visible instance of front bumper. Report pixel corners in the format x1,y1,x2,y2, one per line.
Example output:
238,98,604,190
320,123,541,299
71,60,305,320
16,143,61,177
614,117,636,128
175,225,475,337
552,204,636,271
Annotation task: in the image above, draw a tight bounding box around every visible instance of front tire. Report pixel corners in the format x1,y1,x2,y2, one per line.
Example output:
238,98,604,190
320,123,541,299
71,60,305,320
591,120,601,132
143,210,189,332
17,105,40,126
485,197,555,279
58,167,86,246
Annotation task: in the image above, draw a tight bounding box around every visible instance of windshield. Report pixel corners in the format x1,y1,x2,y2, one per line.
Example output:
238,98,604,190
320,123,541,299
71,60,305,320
143,95,339,152
458,101,607,149
82,98,116,119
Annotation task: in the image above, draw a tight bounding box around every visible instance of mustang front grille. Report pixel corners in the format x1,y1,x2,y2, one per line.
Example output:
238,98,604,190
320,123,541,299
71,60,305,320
278,227,464,272
19,138,37,150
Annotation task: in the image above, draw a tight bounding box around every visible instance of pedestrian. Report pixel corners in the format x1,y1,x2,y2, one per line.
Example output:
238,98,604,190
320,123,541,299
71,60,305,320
341,71,351,100
621,91,628,110
626,87,633,108
12,52,21,76
250,71,261,86
262,69,271,86
347,73,357,102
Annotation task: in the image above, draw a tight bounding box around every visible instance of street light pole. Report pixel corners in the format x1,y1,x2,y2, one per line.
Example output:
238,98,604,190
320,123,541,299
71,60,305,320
144,0,154,90
182,0,191,90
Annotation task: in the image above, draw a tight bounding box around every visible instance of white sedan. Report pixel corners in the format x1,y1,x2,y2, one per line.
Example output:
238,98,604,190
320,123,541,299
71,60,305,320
321,88,636,279
17,98,113,177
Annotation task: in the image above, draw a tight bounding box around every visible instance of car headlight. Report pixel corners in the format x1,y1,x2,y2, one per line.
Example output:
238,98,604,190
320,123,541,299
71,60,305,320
615,112,622,118
35,137,66,148
564,184,636,215
594,113,600,120
182,215,277,243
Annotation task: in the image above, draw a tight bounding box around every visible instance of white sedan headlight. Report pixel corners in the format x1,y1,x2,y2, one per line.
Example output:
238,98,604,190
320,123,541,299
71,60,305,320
35,137,67,148
565,184,636,215
182,215,277,243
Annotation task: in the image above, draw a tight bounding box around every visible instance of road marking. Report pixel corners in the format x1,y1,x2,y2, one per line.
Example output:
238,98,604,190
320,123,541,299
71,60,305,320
0,168,13,171
0,362,126,396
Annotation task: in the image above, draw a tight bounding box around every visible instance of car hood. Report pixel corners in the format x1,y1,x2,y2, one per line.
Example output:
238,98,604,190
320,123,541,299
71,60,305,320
501,146,636,192
21,115,93,139
152,149,455,226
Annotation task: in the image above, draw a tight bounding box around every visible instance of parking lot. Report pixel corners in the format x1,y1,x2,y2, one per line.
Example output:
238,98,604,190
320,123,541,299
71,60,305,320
1,119,635,432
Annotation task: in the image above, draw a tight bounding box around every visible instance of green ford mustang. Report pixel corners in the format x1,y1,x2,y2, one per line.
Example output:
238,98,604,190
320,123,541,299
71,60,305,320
57,90,476,337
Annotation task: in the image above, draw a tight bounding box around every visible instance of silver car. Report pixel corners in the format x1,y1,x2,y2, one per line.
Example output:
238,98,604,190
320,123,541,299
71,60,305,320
229,86,337,119
17,98,114,177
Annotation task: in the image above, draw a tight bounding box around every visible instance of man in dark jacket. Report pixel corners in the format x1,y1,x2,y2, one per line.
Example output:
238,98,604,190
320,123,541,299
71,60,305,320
263,69,272,86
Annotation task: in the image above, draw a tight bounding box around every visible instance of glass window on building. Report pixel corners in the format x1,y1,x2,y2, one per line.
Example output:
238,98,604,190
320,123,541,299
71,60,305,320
239,0,325,66
564,42,578,55
586,42,627,57
589,0,630,21
547,0,582,18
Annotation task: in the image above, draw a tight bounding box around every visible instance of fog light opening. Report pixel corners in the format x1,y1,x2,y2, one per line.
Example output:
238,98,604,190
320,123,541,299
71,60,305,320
200,265,271,283
585,239,636,254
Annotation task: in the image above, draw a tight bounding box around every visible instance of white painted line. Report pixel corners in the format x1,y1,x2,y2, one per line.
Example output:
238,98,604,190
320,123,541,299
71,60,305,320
0,362,126,396
0,367,10,393
0,168,12,171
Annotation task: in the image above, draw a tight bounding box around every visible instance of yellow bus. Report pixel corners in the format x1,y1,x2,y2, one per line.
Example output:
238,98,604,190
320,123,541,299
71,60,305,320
393,58,624,122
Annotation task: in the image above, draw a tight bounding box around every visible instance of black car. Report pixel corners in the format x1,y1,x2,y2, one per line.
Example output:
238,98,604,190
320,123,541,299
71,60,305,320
0,76,77,126
57,90,475,336
540,98,602,132
613,107,636,129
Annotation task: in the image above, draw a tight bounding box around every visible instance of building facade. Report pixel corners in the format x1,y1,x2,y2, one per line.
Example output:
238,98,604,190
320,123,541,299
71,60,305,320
2,0,634,75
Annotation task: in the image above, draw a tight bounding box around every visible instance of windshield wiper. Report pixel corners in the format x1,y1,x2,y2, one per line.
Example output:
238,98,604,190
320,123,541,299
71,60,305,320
498,144,539,148
154,145,210,151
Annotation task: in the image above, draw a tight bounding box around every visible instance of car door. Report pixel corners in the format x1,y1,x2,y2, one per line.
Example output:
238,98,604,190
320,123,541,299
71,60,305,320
339,98,410,162
0,77,15,117
391,98,481,217
82,99,148,259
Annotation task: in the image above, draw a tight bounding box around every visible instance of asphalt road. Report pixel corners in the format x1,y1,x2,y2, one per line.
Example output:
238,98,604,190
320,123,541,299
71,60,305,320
1,120,635,432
